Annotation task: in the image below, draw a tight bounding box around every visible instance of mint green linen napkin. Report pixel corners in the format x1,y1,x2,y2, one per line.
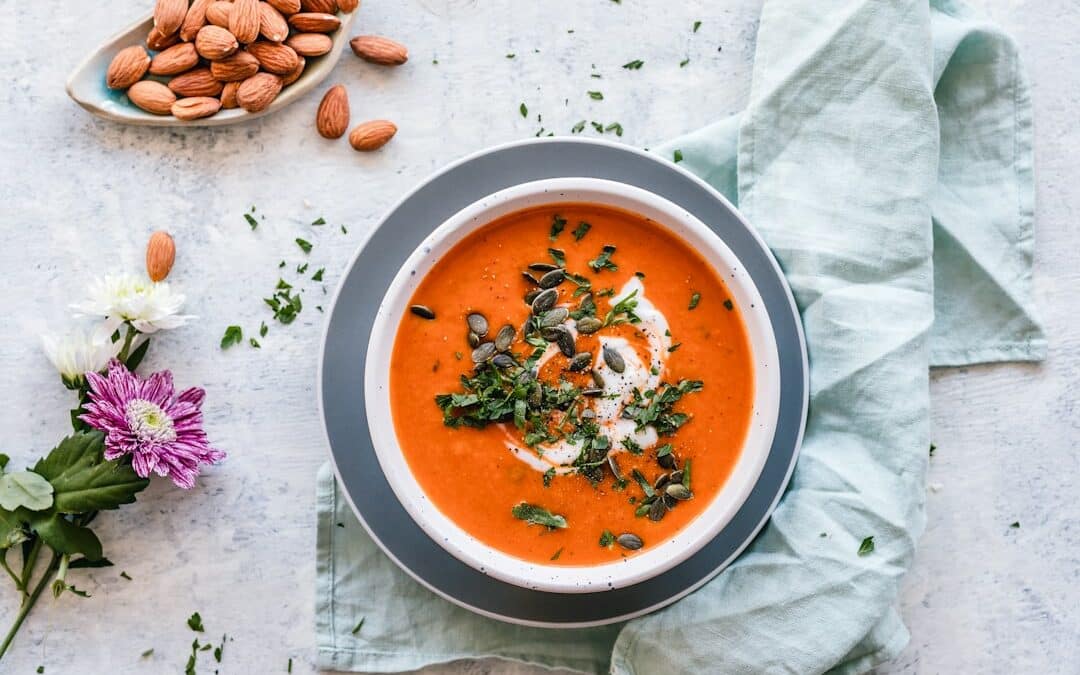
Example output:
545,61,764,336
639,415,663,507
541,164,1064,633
316,1,1044,673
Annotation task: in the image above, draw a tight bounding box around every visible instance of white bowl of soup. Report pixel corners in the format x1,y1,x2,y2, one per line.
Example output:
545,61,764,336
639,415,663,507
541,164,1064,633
365,178,780,593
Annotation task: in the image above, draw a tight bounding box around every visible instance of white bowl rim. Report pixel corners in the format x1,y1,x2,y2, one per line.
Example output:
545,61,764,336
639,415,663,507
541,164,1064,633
363,176,781,594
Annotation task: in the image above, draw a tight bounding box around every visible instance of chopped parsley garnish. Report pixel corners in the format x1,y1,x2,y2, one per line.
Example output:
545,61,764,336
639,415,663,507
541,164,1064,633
548,247,567,267
120,571,132,580
351,617,365,635
588,244,618,272
249,338,260,348
311,216,326,226
187,612,204,632
295,238,312,254
265,279,303,324
673,149,684,163
622,380,703,435
297,262,309,274
213,634,226,662
591,121,604,133
693,20,702,32
688,292,701,310
141,649,154,658
259,321,268,337
511,503,567,529
723,298,734,310
668,343,681,352
679,57,690,67
220,326,242,350
506,53,515,58
599,530,616,547
519,102,528,118
603,289,641,327
621,436,643,455
604,122,624,136
244,213,258,230
543,467,556,487
572,221,592,240
1010,521,1020,528
857,536,875,556
588,91,604,100
550,547,563,560
312,267,325,281
622,59,644,70
929,443,936,456
549,215,567,240
571,120,586,133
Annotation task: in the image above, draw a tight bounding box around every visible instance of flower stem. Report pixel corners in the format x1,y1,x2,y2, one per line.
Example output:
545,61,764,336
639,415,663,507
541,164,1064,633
117,324,138,363
0,551,21,592
0,551,60,660
17,539,41,594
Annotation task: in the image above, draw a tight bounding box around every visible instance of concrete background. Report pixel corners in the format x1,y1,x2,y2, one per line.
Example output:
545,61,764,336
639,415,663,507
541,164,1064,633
0,0,1076,672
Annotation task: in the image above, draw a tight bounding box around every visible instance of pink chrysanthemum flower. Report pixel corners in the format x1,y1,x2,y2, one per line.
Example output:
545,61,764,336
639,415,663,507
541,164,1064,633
80,360,224,489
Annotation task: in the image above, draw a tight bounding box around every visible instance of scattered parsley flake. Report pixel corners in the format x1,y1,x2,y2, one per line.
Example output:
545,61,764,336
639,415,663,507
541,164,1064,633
673,149,684,163
572,221,592,240
244,213,258,230
352,617,365,635
668,343,681,352
520,102,528,118
312,267,325,281
296,238,312,254
278,260,286,268
622,59,643,70
857,536,875,556
187,612,205,632
723,298,734,310
141,649,154,658
688,292,701,310
506,53,515,58
571,120,586,133
120,570,132,580
297,262,309,274
549,214,568,240
680,57,690,67
588,91,604,100
929,443,936,456
1010,521,1020,528
37,667,43,674
693,20,702,32
591,121,604,133
599,530,616,547
311,217,326,226
543,467,556,487
259,321,268,337
604,122,623,136
213,634,226,662
341,225,348,234
249,338,261,348
288,657,293,672
550,547,563,560
588,244,618,272
220,326,243,350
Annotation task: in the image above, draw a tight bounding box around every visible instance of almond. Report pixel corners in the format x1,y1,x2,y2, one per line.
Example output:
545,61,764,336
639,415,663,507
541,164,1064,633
220,81,241,108
348,119,397,151
205,1,233,27
127,80,177,115
246,41,300,74
300,0,337,12
154,0,189,37
316,85,349,139
149,42,199,76
147,26,181,51
281,56,305,85
349,36,408,66
230,0,261,43
180,0,214,41
168,68,225,97
338,0,359,12
236,72,282,112
288,12,340,33
106,45,150,90
172,96,222,120
195,24,240,60
258,2,290,42
210,51,260,81
146,231,177,282
285,32,332,56
267,0,301,14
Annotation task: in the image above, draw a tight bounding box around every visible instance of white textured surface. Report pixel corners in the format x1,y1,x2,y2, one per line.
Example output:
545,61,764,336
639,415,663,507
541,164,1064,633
0,1,1076,673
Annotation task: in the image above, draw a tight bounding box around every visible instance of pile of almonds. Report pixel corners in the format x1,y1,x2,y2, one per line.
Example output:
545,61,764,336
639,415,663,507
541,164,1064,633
105,0,359,121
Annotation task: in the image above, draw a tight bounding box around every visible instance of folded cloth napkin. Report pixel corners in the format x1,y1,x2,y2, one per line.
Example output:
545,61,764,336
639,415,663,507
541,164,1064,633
316,0,1044,672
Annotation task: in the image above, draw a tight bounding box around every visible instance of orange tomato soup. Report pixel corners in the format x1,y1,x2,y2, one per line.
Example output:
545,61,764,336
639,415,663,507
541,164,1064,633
389,203,754,565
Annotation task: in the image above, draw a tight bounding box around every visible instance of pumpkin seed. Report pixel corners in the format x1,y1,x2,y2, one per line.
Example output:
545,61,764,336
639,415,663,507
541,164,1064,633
524,289,541,305
522,271,540,286
467,331,481,348
538,268,566,289
663,493,677,508
556,331,576,357
658,453,676,469
410,305,436,320
568,352,592,372
575,316,603,334
603,345,626,373
528,262,559,272
540,307,569,328
471,342,496,363
607,455,624,482
665,483,693,501
494,324,516,351
492,353,516,369
616,533,644,550
653,473,670,491
648,498,667,521
467,313,489,337
591,369,605,388
531,288,558,314
582,388,604,397
669,469,684,484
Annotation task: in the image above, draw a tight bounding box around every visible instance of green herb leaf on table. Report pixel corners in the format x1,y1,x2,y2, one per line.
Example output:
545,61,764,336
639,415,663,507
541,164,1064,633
311,217,326,226
511,503,567,529
520,102,528,118
244,213,258,230
571,120,586,133
857,536,875,556
295,238,312,254
679,57,689,67
220,325,243,349
622,59,643,70
588,91,604,100
693,20,702,32
141,649,154,658
351,617,365,635
673,149,684,163
0,471,54,511
187,612,205,632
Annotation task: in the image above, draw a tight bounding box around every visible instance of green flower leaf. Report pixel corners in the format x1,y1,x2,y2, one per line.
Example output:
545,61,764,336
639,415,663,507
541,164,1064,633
0,471,55,511
511,502,567,529
27,511,102,560
33,431,150,514
0,507,27,549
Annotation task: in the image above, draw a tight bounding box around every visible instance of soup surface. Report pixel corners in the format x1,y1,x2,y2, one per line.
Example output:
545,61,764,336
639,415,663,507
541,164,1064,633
389,203,754,565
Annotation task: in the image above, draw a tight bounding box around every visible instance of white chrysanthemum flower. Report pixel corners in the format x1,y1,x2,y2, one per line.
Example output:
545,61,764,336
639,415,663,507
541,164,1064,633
71,274,195,336
41,328,123,387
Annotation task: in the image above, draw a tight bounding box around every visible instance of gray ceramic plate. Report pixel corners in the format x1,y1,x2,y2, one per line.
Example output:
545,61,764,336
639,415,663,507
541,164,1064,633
319,137,808,627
